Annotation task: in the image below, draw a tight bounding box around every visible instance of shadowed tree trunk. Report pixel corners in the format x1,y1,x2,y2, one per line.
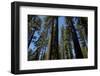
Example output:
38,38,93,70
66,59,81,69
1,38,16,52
66,26,74,59
55,16,59,59
78,17,88,40
77,17,88,58
66,17,83,58
50,16,59,59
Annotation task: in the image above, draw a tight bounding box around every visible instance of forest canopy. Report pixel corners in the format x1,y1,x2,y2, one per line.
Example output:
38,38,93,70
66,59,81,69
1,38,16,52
28,15,88,61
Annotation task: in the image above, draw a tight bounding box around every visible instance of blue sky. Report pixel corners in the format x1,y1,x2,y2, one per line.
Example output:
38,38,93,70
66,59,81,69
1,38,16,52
58,16,66,42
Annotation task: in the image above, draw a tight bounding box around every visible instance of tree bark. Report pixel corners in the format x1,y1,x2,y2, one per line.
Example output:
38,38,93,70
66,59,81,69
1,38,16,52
50,17,59,59
70,19,83,58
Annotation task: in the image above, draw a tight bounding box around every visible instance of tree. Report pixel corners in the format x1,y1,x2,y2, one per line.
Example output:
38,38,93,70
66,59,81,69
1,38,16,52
78,17,88,39
65,25,75,59
59,25,68,59
44,16,59,59
28,15,42,48
76,17,88,58
35,31,49,60
65,17,83,58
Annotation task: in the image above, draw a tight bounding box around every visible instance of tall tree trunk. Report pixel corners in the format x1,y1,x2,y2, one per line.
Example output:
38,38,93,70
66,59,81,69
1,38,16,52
55,16,59,59
50,17,59,59
66,28,74,59
79,17,88,40
70,19,83,58
62,26,67,59
59,26,64,59
44,29,52,60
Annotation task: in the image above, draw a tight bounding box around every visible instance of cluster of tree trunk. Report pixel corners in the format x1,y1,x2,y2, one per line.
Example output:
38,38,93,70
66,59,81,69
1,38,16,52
28,15,88,61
